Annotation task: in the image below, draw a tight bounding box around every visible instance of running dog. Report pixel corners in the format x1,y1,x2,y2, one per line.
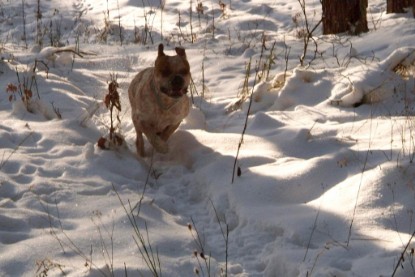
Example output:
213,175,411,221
128,44,191,157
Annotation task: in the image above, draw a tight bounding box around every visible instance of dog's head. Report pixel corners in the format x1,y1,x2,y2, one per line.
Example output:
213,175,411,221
154,44,191,99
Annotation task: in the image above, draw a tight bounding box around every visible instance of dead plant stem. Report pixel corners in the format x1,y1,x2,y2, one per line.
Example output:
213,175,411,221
231,37,266,183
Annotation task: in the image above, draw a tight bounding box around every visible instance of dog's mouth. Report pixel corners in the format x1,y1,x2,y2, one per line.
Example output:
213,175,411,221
158,74,189,98
160,86,188,98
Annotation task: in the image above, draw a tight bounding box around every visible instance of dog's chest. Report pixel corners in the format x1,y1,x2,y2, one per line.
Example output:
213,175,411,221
139,86,189,128
149,95,189,129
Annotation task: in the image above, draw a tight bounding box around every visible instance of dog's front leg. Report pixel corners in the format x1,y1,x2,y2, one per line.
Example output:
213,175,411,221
132,114,146,157
159,122,180,141
135,132,145,157
141,121,169,154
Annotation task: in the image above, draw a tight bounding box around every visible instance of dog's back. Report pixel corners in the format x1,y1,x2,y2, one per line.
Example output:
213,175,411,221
128,67,153,118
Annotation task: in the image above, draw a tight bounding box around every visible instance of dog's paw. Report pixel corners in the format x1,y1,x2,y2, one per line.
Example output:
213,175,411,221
152,138,169,154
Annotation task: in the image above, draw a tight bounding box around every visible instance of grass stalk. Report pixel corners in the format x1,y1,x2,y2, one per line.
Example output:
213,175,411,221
303,203,321,262
0,131,33,171
209,199,229,276
117,0,123,45
21,0,27,48
189,218,211,276
392,229,415,276
231,37,267,183
346,109,374,246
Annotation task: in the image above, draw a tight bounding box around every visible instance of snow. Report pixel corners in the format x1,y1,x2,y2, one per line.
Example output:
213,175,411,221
1,0,415,276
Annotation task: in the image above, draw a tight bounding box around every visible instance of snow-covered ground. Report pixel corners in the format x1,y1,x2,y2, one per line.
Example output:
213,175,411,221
1,0,415,276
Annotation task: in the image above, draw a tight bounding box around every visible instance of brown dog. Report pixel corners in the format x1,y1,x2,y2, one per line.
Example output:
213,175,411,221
128,44,191,157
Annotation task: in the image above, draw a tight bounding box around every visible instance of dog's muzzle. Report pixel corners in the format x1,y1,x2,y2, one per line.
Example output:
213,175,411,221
161,75,188,98
171,75,185,89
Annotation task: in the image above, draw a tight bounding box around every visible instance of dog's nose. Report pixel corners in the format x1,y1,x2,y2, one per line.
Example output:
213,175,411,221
171,75,184,88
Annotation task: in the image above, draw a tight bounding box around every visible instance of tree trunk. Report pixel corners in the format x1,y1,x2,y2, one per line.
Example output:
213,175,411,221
322,0,368,35
387,0,412,13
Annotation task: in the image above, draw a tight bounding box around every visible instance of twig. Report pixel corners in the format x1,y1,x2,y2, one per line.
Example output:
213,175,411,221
231,37,266,183
0,131,33,171
297,0,322,66
388,183,404,247
303,202,322,262
114,186,162,276
392,229,415,277
346,109,374,246
134,149,155,216
117,0,123,45
190,0,195,43
209,199,229,276
21,0,27,49
189,218,211,276
41,199,109,276
283,36,291,84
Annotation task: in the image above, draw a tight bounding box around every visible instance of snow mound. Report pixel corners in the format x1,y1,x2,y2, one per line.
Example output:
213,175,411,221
332,47,415,107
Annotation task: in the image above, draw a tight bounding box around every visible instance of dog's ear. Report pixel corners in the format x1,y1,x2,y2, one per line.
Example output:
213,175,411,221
158,44,165,56
175,47,187,58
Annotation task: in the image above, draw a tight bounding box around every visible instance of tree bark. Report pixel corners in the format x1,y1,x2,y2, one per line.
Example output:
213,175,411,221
322,0,368,35
387,0,412,13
